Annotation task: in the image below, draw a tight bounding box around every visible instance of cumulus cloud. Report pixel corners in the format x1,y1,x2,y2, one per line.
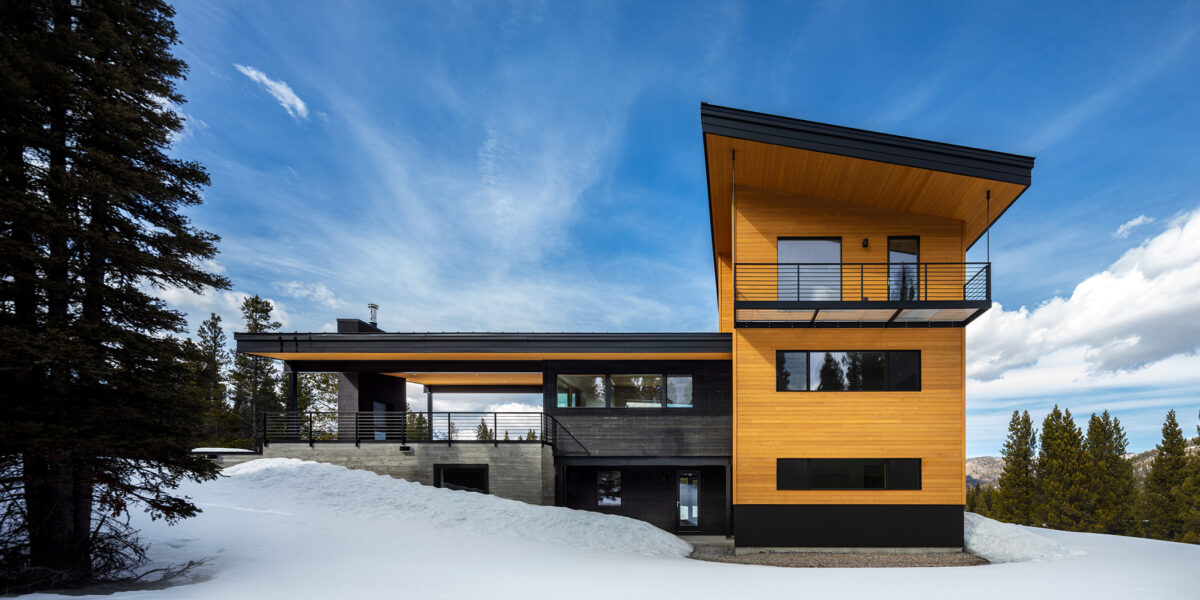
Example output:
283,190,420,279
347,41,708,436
276,281,347,310
234,64,309,120
1113,215,1154,239
968,206,1200,380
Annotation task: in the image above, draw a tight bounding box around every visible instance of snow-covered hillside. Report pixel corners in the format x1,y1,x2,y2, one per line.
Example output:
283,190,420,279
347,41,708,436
21,459,1198,600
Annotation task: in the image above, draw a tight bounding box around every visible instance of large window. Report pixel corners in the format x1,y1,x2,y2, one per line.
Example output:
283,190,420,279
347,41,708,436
556,375,606,408
556,374,694,408
778,238,842,301
598,470,621,506
776,351,921,391
776,458,921,490
611,375,663,408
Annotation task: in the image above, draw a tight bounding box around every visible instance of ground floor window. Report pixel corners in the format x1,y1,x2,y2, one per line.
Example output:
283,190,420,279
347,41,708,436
777,458,921,490
434,464,489,494
597,470,622,506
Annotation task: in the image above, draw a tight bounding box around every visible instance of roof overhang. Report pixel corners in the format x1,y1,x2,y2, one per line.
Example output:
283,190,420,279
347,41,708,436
235,332,733,365
701,103,1035,298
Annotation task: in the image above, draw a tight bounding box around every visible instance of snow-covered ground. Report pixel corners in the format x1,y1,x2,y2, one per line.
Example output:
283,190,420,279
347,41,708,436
23,459,1198,599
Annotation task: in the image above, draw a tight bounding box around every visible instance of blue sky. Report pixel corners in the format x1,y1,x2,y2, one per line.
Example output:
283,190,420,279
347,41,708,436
162,0,1200,455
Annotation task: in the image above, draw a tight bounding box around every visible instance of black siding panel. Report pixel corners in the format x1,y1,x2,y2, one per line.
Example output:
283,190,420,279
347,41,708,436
734,504,964,548
564,466,728,535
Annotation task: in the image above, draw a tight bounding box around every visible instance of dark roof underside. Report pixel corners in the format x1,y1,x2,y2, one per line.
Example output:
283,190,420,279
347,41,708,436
235,331,732,356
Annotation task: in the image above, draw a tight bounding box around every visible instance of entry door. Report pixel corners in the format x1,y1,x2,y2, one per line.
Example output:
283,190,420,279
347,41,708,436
677,470,701,532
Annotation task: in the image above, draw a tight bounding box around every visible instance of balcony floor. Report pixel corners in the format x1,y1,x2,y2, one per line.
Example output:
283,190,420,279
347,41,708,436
733,301,990,328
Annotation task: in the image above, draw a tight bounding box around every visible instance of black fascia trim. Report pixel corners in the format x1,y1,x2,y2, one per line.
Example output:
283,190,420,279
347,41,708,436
234,331,732,356
556,456,731,467
701,103,1034,185
734,300,991,310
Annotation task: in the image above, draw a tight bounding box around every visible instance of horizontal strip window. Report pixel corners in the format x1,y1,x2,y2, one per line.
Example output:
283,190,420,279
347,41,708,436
556,374,693,408
776,350,920,391
777,458,921,490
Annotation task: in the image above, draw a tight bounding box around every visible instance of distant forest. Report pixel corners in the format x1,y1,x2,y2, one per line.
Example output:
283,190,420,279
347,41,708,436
968,407,1200,544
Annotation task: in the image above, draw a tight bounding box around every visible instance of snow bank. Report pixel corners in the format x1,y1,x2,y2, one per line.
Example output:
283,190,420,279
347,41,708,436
964,512,1085,563
222,458,691,557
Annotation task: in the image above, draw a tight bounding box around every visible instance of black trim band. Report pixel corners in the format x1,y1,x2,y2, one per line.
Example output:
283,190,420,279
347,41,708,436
733,504,964,548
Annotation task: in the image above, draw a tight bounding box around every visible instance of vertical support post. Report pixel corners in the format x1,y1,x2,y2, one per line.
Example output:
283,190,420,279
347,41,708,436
447,413,452,447
426,388,434,443
986,264,992,302
400,409,407,446
494,413,499,447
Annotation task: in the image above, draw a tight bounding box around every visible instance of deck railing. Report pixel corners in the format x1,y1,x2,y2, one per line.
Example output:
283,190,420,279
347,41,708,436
264,411,589,455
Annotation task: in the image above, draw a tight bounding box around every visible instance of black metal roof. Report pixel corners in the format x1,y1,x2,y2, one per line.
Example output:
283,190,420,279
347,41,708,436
700,103,1035,185
235,331,732,356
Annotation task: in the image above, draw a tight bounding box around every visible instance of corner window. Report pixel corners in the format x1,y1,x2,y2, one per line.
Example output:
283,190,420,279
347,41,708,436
598,470,621,506
611,375,663,408
776,351,920,391
556,375,606,408
666,376,693,408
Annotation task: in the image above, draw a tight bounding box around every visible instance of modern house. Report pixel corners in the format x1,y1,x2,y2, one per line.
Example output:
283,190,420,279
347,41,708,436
234,104,1033,549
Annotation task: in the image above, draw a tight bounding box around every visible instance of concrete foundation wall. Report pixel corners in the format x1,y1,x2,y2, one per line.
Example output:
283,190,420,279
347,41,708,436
263,442,554,505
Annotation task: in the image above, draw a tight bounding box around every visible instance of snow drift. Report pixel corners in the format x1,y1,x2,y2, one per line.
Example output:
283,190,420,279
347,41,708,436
963,512,1085,563
222,458,692,557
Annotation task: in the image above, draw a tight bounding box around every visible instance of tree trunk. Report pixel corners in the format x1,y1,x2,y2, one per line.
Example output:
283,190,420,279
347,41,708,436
23,451,93,586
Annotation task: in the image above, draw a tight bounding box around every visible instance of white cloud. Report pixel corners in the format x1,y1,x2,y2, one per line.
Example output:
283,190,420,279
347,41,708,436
275,281,347,310
968,205,1200,380
1113,215,1154,239
234,64,309,121
157,285,292,337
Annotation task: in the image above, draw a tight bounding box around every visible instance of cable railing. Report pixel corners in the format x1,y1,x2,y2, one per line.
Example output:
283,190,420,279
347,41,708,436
735,262,990,304
264,411,588,454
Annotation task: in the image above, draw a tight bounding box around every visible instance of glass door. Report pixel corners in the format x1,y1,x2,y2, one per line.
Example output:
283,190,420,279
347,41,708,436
888,237,919,301
677,470,700,531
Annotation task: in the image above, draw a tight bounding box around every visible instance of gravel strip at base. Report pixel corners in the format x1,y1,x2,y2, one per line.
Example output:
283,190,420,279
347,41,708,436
692,551,989,568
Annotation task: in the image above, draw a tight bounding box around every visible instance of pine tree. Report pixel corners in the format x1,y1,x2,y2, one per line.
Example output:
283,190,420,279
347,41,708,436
189,313,245,448
995,410,1038,525
525,428,538,441
0,0,226,588
228,296,282,447
406,409,429,441
1036,406,1090,530
1141,410,1189,540
1179,418,1200,544
503,431,510,441
816,352,845,390
476,418,493,441
296,373,337,440
1083,411,1138,535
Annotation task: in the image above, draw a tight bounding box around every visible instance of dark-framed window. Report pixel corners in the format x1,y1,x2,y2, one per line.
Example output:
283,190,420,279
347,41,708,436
555,374,694,408
434,464,489,494
776,351,920,391
777,237,842,302
888,236,920,301
598,470,621,506
776,458,921,490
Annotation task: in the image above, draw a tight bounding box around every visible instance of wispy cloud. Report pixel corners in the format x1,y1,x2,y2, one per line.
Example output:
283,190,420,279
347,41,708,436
1113,215,1154,239
275,281,347,310
234,64,309,121
1024,24,1196,152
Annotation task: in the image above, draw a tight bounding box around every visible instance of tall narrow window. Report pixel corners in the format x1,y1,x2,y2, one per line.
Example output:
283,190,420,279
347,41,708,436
888,237,919,301
778,238,841,301
776,351,809,391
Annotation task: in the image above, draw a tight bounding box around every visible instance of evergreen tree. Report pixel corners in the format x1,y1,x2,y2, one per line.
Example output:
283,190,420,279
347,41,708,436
1178,415,1200,544
476,418,493,441
994,410,1038,525
295,373,337,440
406,408,429,441
1083,411,1138,535
503,431,510,441
228,295,282,447
1141,410,1189,540
0,0,226,588
188,313,245,448
1036,406,1091,530
526,428,538,441
816,352,845,390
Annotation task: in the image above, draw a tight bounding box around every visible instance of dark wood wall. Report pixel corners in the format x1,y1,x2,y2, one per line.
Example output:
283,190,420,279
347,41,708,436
564,465,728,535
543,360,732,458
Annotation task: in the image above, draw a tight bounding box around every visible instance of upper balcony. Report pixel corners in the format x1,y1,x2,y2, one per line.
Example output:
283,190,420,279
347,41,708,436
733,262,990,328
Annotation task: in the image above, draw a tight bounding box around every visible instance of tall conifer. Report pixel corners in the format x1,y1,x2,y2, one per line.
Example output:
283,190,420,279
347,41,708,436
1037,406,1090,530
1084,411,1138,535
1,0,226,588
1141,410,1189,540
995,410,1038,524
228,296,282,447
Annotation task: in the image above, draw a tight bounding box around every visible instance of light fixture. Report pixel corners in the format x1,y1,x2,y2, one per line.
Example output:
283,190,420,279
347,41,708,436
862,238,869,248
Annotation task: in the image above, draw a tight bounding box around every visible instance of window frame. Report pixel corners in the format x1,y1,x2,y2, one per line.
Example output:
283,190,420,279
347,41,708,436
775,350,921,392
597,470,622,506
554,373,695,408
776,458,922,491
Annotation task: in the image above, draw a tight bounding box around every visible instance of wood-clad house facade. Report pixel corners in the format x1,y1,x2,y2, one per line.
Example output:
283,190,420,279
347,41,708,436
234,104,1033,548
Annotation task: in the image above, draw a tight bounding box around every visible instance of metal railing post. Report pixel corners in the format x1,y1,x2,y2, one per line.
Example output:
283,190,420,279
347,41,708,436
493,413,499,447
354,412,360,448
859,264,864,300
400,411,407,446
308,413,314,448
986,263,992,301
924,263,929,301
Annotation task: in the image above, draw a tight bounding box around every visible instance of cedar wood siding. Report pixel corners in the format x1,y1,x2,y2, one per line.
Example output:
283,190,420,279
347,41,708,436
729,188,967,506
